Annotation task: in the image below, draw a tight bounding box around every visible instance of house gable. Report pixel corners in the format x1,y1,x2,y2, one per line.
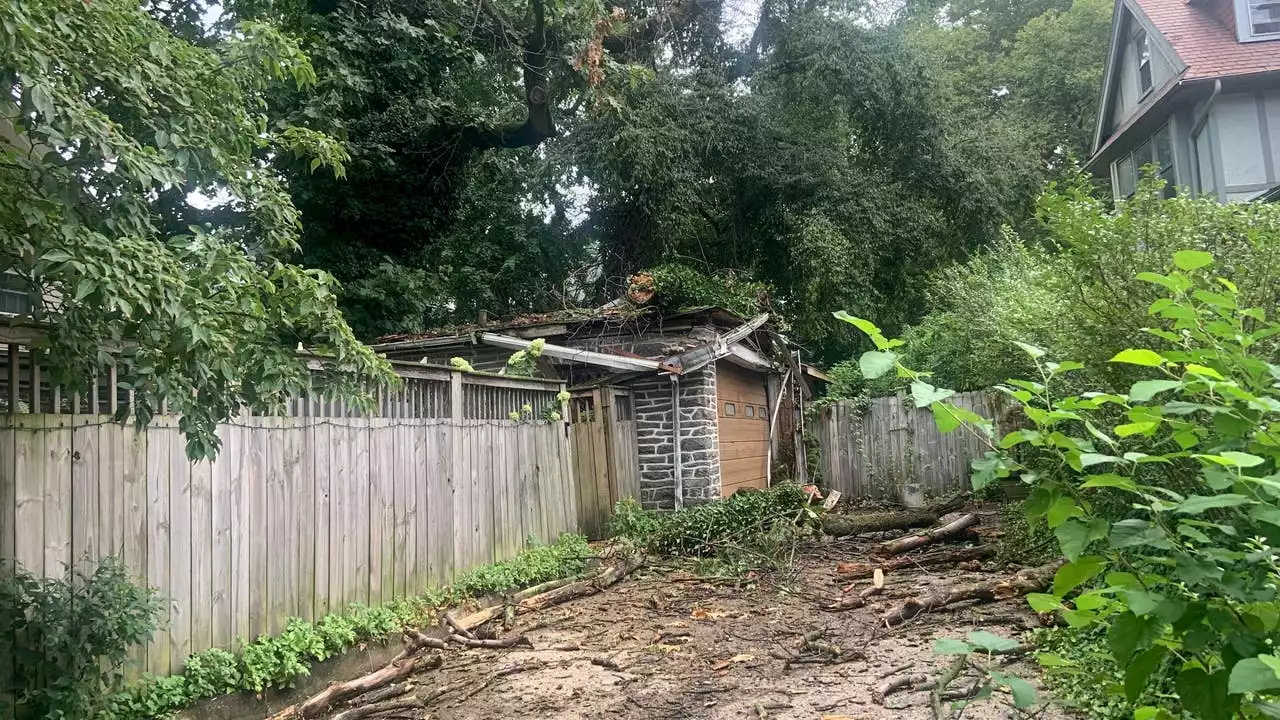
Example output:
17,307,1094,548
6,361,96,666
1094,0,1188,153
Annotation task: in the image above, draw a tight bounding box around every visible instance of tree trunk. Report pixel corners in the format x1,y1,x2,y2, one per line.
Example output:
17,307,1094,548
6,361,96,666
878,514,977,556
880,561,1063,626
822,510,940,537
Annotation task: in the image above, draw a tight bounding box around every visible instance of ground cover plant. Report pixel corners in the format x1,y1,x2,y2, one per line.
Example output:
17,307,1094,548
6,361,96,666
50,534,592,719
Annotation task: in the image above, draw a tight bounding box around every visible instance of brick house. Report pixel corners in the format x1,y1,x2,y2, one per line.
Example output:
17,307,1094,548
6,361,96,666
1087,0,1280,202
371,306,814,512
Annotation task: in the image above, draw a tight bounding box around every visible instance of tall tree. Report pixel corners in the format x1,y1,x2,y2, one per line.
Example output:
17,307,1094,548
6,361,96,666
1,0,392,457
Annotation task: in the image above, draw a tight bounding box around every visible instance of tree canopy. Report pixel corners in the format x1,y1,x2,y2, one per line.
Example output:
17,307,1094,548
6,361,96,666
1,0,1115,451
1,0,392,457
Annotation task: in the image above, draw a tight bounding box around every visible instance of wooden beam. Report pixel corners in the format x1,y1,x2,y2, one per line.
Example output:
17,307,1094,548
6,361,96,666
478,333,663,373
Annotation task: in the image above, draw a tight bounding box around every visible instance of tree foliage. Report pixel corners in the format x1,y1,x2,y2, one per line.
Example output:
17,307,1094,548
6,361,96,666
0,0,392,458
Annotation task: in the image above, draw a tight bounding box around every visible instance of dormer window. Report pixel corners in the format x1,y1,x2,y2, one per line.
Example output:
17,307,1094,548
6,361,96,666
1237,0,1280,41
1135,29,1153,94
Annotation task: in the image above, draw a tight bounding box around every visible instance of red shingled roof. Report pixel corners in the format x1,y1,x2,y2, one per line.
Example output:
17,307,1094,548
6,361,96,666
1133,0,1280,79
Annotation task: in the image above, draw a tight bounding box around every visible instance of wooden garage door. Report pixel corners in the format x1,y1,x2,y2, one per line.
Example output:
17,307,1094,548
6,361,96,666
716,362,769,497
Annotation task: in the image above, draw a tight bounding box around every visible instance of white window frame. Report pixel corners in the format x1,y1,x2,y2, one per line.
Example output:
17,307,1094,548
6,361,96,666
1135,29,1153,96
1236,0,1280,42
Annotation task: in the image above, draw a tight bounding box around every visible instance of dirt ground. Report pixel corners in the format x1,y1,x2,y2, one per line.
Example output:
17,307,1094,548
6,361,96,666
306,508,1070,720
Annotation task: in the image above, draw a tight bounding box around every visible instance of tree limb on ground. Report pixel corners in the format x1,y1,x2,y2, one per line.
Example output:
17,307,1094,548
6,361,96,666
880,561,1064,627
821,494,968,537
266,556,643,719
878,514,978,556
836,545,993,580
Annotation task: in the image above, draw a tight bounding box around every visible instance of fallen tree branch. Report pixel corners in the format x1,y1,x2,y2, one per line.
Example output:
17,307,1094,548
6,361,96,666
454,556,642,630
873,673,930,704
879,514,978,556
266,653,441,720
880,561,1064,626
448,632,532,649
836,545,994,579
328,696,423,720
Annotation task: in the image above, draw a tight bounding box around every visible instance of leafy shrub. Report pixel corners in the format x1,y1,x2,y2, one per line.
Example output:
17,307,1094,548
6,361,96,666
0,557,162,720
841,250,1280,718
610,484,816,558
1030,625,1180,719
895,176,1280,392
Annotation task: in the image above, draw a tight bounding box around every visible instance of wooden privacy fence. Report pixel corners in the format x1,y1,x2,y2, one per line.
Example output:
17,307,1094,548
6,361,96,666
0,352,579,676
568,387,640,539
818,391,1003,500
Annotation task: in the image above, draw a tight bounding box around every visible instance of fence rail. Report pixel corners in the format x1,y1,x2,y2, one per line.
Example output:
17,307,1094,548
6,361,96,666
818,391,1003,500
0,340,578,676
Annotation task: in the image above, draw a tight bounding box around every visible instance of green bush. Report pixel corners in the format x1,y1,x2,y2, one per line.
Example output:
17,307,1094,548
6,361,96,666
100,533,589,719
841,249,1280,718
610,484,816,559
0,556,163,720
895,175,1280,392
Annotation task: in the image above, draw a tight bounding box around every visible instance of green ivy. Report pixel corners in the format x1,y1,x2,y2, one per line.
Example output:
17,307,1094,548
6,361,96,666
100,533,589,719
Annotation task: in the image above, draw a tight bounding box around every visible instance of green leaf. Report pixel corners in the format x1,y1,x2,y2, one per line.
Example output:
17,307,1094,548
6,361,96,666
933,638,972,655
1134,707,1176,720
1006,676,1037,709
1115,421,1159,437
1221,451,1265,467
1126,647,1168,702
910,380,955,408
1176,494,1254,515
1229,656,1280,694
1046,497,1083,528
966,630,1020,653
970,453,1007,491
1110,349,1165,367
1186,363,1226,380
1174,250,1214,270
1081,473,1139,492
1026,593,1063,613
1053,556,1107,596
1079,452,1123,467
1035,652,1073,667
1110,611,1162,664
858,350,897,380
1129,379,1182,402
1110,519,1158,549
1012,340,1046,359
1056,518,1106,561
931,403,960,433
1000,429,1041,449
1123,589,1165,616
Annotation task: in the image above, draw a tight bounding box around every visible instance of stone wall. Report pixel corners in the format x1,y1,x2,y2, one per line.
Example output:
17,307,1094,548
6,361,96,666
631,368,722,510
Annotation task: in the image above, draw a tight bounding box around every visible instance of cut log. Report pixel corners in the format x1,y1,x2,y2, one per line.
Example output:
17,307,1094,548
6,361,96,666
878,514,978,556
836,545,994,579
823,584,884,611
329,696,422,720
822,510,939,537
265,653,441,720
880,561,1063,626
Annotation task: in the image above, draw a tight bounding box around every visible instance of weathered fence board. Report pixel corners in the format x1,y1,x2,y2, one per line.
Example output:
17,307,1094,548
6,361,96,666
0,365,578,677
818,391,1003,500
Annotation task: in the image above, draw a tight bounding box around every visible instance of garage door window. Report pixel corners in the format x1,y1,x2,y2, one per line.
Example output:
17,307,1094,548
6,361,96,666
724,402,736,416
744,405,755,418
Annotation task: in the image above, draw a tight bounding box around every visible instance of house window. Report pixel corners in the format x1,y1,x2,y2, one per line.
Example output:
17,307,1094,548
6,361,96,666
724,402,736,416
0,272,32,315
1135,29,1153,95
1238,0,1280,40
1114,124,1177,199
